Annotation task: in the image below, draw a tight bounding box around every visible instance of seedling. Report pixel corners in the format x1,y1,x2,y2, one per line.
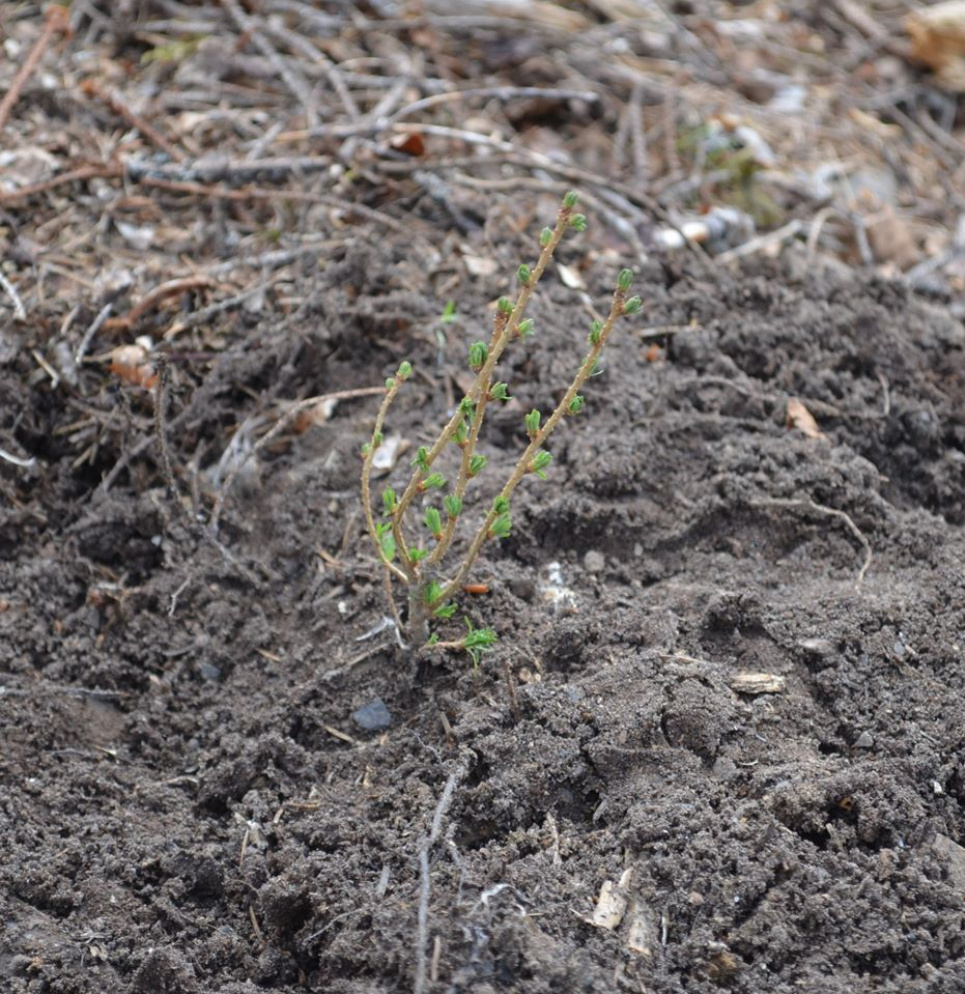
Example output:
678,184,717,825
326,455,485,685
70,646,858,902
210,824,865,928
361,191,643,663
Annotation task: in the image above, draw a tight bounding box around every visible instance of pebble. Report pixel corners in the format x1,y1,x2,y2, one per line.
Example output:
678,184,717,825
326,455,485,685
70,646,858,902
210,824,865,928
583,550,606,574
352,697,392,732
854,731,874,749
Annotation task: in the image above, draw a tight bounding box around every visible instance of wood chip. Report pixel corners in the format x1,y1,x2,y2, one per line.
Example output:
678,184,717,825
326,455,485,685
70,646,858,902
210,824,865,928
729,673,786,695
786,397,824,439
586,868,632,930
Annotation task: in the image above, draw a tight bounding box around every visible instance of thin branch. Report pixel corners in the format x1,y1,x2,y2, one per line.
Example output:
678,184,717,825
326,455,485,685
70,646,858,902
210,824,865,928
749,497,873,585
414,754,471,994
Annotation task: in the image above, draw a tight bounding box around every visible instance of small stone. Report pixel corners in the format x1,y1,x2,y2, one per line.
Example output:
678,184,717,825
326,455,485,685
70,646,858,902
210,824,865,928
583,550,606,574
798,637,835,658
854,731,874,749
352,697,392,732
200,661,222,682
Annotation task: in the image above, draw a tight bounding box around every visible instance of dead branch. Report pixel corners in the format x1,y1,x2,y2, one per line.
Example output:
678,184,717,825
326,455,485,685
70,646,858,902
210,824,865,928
0,5,70,132
414,753,472,994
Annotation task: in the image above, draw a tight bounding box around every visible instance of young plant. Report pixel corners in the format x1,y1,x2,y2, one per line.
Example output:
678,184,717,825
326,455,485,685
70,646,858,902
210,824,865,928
361,191,643,662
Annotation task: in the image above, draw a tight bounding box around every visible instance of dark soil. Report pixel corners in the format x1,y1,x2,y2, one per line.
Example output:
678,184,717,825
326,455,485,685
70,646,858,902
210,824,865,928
7,240,965,992
4,3,965,993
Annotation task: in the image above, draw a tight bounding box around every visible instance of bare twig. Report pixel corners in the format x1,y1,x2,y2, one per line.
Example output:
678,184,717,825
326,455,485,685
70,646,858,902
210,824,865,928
414,753,472,994
386,85,598,123
218,0,319,127
104,276,215,334
750,497,873,585
211,386,385,532
81,80,184,161
0,271,26,320
0,5,70,132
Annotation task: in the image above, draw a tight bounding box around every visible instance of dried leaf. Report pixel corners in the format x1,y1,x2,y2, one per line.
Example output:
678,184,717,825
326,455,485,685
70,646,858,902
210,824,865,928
107,344,156,389
786,397,823,439
907,1,965,91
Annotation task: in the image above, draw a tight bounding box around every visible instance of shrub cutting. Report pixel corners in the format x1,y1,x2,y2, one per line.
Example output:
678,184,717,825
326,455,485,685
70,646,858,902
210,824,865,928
361,191,643,662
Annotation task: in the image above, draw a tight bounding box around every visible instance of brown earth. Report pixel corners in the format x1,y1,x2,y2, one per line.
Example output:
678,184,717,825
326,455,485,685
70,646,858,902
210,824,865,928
4,2,965,993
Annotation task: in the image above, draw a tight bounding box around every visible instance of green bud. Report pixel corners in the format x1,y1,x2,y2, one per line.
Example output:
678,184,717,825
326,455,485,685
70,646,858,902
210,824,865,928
589,320,603,345
425,580,444,605
413,446,430,471
489,382,511,402
434,602,457,619
493,495,509,514
469,454,487,477
489,512,512,540
385,376,396,389
372,432,383,447
497,296,513,315
422,472,446,490
517,264,531,285
562,190,579,209
443,494,463,518
465,626,497,650
539,226,553,247
376,523,396,562
517,318,534,338
459,397,476,419
410,547,430,563
623,295,643,315
469,341,488,371
524,409,541,436
397,360,413,379
530,449,552,479
589,358,602,377
424,506,443,539
568,395,585,415
454,420,469,446
617,268,634,292
569,214,587,232
360,442,372,458
382,487,397,515
426,632,440,647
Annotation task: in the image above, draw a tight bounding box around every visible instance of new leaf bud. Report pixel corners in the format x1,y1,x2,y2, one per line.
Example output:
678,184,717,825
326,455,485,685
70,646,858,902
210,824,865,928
468,341,488,371
469,454,487,477
422,472,446,490
489,382,511,402
617,268,634,292
589,320,603,345
524,409,541,436
397,360,413,379
539,226,553,247
517,264,531,285
424,506,443,539
444,495,463,518
623,296,643,315
568,395,585,415
562,190,579,209
530,450,552,479
569,214,587,232
385,377,396,389
489,513,512,540
517,318,534,338
382,487,397,515
497,296,514,315
493,495,509,515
